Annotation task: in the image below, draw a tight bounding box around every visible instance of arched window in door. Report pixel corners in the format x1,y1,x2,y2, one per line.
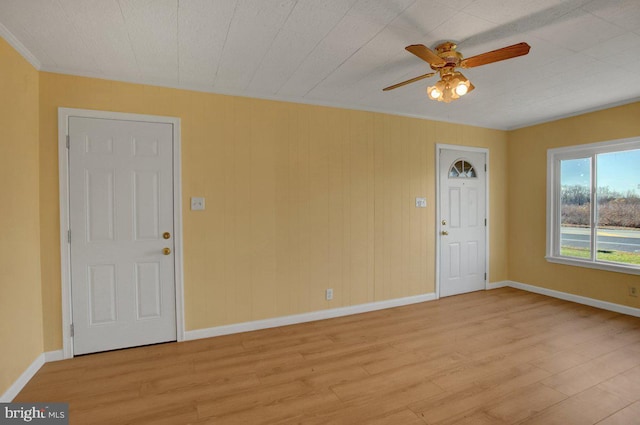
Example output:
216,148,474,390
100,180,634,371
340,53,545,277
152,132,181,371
449,159,477,178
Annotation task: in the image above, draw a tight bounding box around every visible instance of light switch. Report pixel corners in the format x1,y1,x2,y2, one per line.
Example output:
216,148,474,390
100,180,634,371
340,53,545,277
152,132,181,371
415,197,427,208
191,197,205,211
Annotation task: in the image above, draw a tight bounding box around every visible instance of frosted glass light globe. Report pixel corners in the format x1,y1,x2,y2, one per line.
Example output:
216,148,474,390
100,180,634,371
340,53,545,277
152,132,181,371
455,83,468,96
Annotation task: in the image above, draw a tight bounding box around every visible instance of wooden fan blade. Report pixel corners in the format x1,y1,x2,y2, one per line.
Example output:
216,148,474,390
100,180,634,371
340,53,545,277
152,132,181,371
405,45,446,66
460,42,530,69
382,72,436,91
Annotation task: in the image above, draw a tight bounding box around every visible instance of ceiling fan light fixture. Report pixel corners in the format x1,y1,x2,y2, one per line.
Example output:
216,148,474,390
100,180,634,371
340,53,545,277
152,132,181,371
455,81,468,96
450,71,471,97
427,85,442,100
427,79,446,101
427,71,474,103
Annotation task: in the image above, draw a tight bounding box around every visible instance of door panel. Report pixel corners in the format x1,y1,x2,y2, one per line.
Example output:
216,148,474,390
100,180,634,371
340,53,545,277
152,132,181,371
86,169,115,241
69,117,176,355
135,261,162,319
134,171,160,240
439,149,486,297
448,243,461,278
88,264,117,324
449,188,461,228
468,188,478,226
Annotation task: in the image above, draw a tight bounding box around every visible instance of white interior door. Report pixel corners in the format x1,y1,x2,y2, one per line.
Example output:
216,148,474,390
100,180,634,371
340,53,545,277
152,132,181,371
69,117,176,355
439,148,487,297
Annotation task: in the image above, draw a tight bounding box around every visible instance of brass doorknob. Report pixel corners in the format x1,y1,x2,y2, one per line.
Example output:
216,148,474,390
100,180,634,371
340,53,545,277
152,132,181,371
163,247,171,255
163,232,171,239
441,231,449,236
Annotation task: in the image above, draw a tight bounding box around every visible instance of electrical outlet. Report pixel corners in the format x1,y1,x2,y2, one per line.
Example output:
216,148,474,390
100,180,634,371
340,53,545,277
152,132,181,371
325,288,333,301
630,286,638,297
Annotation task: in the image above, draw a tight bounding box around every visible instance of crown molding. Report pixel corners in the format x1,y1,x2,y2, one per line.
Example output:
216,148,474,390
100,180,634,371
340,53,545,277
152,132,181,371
0,22,41,70
37,64,504,131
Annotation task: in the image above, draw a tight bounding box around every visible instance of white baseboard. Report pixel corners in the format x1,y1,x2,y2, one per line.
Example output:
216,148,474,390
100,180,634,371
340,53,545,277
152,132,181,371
44,350,64,363
185,292,437,341
0,350,65,402
497,280,640,318
0,353,44,402
486,281,510,290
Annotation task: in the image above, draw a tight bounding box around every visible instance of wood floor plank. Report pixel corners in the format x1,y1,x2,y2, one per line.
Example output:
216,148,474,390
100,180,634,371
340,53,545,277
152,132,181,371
438,410,509,425
359,408,425,425
409,364,551,424
257,343,398,387
597,365,640,403
530,350,591,374
196,380,314,418
13,288,640,424
597,401,640,425
484,382,568,423
429,347,551,392
198,390,341,425
519,386,631,425
541,347,640,396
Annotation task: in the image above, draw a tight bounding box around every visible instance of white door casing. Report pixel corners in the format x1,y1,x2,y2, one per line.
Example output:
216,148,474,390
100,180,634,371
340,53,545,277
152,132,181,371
59,108,184,357
437,146,488,297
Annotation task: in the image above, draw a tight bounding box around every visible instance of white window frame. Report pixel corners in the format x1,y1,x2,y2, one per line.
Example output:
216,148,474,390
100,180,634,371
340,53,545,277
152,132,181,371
546,136,640,275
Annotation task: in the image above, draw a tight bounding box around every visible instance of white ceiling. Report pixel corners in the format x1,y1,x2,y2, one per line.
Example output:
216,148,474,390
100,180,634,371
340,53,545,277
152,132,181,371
1,0,640,130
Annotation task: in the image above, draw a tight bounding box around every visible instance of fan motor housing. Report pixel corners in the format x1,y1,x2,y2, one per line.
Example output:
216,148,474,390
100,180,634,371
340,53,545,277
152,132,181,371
431,41,462,70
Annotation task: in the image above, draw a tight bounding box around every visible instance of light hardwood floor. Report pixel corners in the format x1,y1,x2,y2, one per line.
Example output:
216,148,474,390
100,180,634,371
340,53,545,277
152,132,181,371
16,288,640,424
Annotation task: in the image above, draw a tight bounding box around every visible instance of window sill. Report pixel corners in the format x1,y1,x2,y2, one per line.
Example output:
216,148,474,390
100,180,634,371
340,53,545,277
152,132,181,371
545,256,640,276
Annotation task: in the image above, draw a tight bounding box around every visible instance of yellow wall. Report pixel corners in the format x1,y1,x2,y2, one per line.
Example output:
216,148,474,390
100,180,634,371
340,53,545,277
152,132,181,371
0,38,43,395
508,102,640,309
39,72,508,350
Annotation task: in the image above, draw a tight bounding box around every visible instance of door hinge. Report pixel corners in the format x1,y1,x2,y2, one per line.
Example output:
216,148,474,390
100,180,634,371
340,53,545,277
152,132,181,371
68,229,71,243
66,135,70,149
484,272,487,281
485,218,487,226
484,163,487,172
70,323,74,337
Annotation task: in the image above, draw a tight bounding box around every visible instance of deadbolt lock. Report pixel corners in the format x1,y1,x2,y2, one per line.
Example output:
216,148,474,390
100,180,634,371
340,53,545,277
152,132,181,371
441,231,449,236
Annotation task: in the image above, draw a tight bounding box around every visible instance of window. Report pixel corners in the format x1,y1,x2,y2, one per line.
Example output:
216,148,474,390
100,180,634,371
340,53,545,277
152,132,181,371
547,138,640,275
449,159,477,178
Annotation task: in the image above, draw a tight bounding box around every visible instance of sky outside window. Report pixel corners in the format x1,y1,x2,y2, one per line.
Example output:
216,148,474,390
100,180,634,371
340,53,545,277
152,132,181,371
562,149,640,194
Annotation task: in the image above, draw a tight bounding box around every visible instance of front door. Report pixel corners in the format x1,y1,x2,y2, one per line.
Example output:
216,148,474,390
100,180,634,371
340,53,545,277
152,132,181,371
68,116,176,355
439,148,487,297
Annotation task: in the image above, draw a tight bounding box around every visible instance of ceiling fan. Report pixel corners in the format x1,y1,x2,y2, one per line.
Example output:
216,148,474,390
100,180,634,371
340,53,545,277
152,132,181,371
383,41,531,103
